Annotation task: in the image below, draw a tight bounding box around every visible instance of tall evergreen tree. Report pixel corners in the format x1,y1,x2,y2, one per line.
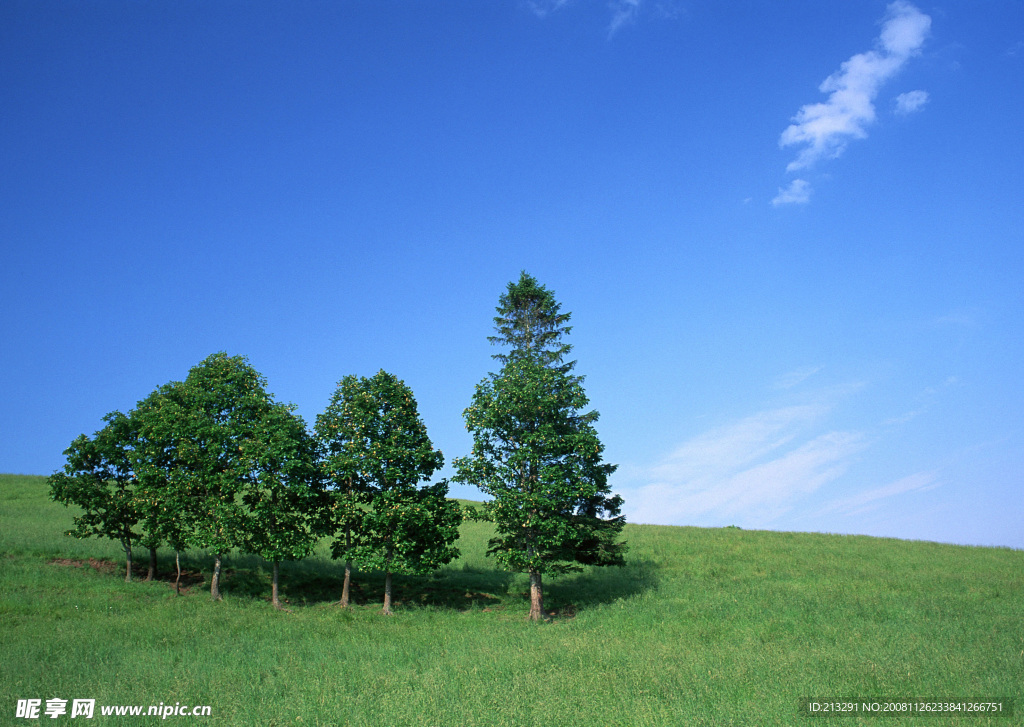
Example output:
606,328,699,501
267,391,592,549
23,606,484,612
455,272,626,621
488,271,573,370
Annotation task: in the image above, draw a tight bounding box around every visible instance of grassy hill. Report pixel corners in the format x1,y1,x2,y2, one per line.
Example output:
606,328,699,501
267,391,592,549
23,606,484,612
1,472,1020,725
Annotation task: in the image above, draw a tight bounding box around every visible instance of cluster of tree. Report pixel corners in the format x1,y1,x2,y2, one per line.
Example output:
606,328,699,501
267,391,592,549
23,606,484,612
49,357,458,612
50,272,625,620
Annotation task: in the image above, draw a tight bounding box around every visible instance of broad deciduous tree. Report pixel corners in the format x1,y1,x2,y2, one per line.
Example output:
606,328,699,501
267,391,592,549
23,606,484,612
135,353,282,600
315,375,373,608
52,353,329,604
133,381,194,593
319,370,460,614
454,272,626,620
49,411,144,582
239,401,325,609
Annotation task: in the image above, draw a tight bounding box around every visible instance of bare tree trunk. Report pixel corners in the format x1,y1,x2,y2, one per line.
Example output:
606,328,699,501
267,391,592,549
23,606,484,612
271,561,282,609
210,553,223,601
528,570,544,621
123,542,133,583
382,570,393,615
174,551,182,595
381,545,396,615
339,526,352,607
146,547,157,582
340,560,352,608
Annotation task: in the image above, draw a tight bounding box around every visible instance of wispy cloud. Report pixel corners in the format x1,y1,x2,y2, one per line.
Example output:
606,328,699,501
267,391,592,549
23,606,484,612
819,470,941,517
895,89,929,115
777,2,931,175
714,432,866,518
648,404,830,485
932,310,978,329
525,0,669,37
616,371,984,543
882,376,960,428
630,426,865,526
624,392,869,526
774,365,823,389
772,178,812,206
524,0,573,19
608,0,642,37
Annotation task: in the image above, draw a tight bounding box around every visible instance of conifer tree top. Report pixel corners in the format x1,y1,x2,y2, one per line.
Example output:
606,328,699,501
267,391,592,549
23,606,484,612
488,271,573,369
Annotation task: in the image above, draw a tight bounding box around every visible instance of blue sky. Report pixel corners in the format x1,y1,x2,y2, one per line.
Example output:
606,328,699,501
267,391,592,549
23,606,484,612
2,0,1021,549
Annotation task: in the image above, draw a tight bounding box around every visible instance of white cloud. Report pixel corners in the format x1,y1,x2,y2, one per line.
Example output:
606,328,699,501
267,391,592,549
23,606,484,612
712,432,866,519
526,0,668,36
895,89,929,115
629,426,865,526
774,365,823,390
648,404,829,484
819,470,941,516
772,178,812,206
779,2,931,172
608,0,642,37
524,0,573,19
617,375,886,528
878,2,931,56
932,310,979,329
615,372,980,542
624,393,871,526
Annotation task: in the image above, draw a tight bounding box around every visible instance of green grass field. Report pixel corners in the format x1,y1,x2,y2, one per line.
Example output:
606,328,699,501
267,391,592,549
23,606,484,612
1,472,1020,726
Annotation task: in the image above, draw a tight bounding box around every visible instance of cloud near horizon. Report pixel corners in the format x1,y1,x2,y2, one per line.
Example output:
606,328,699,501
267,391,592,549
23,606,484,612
615,370,964,538
817,470,941,517
773,1,931,203
623,394,869,527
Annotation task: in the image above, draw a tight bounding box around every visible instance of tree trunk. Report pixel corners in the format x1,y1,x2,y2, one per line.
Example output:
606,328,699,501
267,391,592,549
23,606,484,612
174,551,182,595
123,542,133,583
382,570,393,615
340,560,352,608
338,525,352,607
381,545,395,615
146,547,157,582
210,552,223,601
528,570,544,621
271,560,281,609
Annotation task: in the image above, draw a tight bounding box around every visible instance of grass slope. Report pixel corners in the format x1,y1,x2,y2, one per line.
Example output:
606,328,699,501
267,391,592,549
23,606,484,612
1,473,1021,726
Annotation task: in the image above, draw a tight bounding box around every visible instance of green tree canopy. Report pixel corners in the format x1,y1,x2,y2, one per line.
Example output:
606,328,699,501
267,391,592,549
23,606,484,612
133,352,295,600
238,401,325,608
318,370,460,614
314,374,375,608
49,410,144,582
132,381,192,562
